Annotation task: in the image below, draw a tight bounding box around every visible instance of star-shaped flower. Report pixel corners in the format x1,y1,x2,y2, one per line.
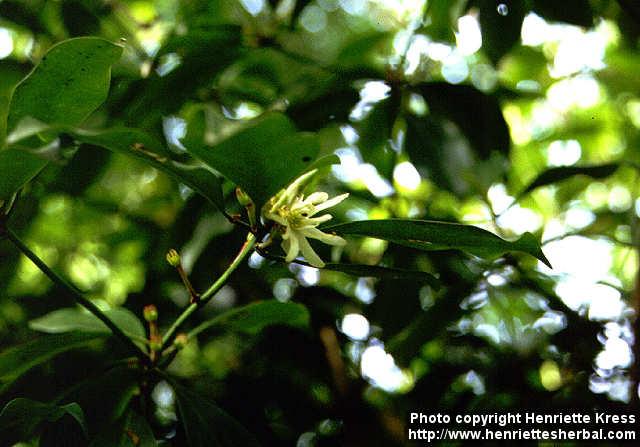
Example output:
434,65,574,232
263,169,348,267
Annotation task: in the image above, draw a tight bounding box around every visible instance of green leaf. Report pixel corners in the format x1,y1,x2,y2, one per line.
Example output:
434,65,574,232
0,332,101,392
171,381,260,447
336,30,392,73
327,219,551,267
90,410,157,447
476,0,528,64
7,37,122,131
0,398,87,445
183,112,320,208
355,94,400,177
532,0,593,27
519,163,620,197
29,307,146,341
415,83,511,158
63,366,139,436
420,0,467,43
190,301,310,338
69,127,225,211
0,61,29,145
322,263,441,289
0,146,48,200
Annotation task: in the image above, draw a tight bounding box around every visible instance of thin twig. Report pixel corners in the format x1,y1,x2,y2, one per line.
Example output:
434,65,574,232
5,227,148,361
160,233,257,349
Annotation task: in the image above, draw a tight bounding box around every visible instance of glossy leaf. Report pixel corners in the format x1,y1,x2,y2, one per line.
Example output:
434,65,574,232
532,0,593,27
322,263,441,289
29,307,146,340
519,163,620,197
415,83,511,158
90,410,157,447
172,381,260,447
63,366,139,436
476,0,528,64
420,0,467,42
288,86,360,131
0,398,87,445
0,332,101,392
355,94,400,177
190,301,310,338
0,147,48,200
183,112,320,208
327,219,551,267
7,37,122,131
69,127,225,211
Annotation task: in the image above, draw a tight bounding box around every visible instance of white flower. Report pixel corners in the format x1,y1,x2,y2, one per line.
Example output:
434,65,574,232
263,169,348,267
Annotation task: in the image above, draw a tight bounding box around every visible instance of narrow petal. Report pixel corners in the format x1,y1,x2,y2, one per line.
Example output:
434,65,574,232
285,169,317,197
304,192,329,205
312,193,349,214
264,211,288,226
301,227,347,246
299,214,332,227
298,235,325,267
284,231,300,262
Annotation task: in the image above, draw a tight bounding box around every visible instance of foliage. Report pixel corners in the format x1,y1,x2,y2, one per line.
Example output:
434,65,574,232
0,0,639,445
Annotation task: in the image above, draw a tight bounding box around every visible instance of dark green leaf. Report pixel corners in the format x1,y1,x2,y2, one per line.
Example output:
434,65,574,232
0,332,101,392
172,381,260,447
322,263,441,289
0,60,29,144
0,398,87,445
288,86,360,131
354,94,400,178
336,31,392,73
7,37,122,131
38,404,87,447
327,219,551,267
90,410,157,447
404,114,474,196
420,0,467,42
29,307,146,341
183,112,320,208
476,0,527,64
0,147,48,200
519,163,620,197
415,83,511,158
387,295,465,366
63,366,139,436
69,127,225,211
190,301,310,338
532,0,593,27
124,25,242,127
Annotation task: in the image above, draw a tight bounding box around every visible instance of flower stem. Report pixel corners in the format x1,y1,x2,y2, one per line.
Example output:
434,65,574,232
160,233,256,349
6,227,147,361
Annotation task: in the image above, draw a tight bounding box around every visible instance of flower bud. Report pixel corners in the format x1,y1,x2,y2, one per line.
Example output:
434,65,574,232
166,249,180,267
149,338,162,352
174,333,189,349
143,304,158,322
235,187,253,207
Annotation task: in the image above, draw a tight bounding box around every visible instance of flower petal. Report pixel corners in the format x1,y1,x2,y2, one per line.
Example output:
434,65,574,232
264,211,288,226
298,214,333,227
304,192,329,205
284,230,300,262
312,193,349,214
301,227,346,246
298,235,325,267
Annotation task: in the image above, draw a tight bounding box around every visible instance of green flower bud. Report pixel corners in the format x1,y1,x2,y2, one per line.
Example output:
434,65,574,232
149,338,162,352
235,187,253,207
174,333,189,349
143,304,158,322
166,249,180,267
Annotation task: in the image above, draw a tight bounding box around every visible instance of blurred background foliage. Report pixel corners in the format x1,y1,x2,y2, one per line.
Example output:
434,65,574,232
1,0,640,445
